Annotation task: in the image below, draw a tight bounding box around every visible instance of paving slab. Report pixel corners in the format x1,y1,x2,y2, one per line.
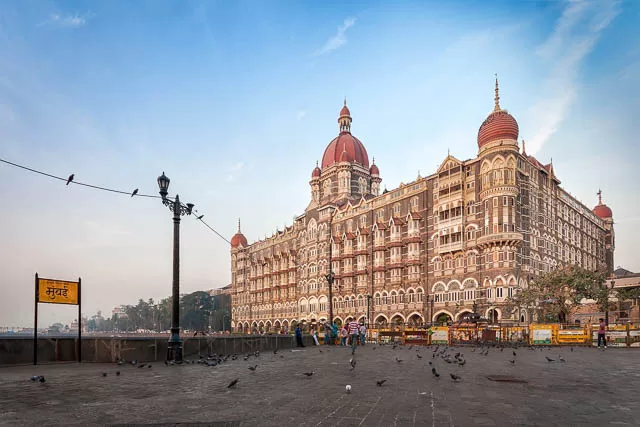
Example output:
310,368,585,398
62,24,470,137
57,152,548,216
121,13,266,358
0,344,639,426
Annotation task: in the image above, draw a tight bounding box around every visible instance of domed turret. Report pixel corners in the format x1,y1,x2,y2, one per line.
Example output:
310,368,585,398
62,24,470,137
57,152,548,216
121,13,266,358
477,77,519,150
593,190,613,219
321,99,369,169
311,161,321,178
231,219,248,248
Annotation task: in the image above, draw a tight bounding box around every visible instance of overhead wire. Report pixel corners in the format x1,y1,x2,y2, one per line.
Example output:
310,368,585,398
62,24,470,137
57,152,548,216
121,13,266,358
0,156,231,244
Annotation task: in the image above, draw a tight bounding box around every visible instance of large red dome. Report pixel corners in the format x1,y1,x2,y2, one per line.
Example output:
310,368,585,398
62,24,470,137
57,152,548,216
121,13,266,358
231,232,247,248
322,133,369,169
593,204,612,219
321,101,369,169
477,110,519,148
478,77,519,149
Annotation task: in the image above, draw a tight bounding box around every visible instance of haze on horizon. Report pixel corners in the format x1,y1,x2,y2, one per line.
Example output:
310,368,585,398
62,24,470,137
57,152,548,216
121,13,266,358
1,0,638,327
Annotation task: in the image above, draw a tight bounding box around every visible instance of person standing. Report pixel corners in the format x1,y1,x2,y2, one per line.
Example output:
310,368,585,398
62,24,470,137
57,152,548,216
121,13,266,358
597,318,607,349
348,319,360,355
324,323,332,345
340,325,348,346
312,328,320,346
295,325,305,347
359,323,367,346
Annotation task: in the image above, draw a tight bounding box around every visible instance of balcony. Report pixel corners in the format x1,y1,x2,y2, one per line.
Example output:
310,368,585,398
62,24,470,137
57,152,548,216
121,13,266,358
477,232,524,247
435,215,463,230
438,241,464,254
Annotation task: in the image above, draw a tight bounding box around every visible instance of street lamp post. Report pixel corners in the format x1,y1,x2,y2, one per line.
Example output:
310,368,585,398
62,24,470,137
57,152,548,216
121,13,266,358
157,172,194,362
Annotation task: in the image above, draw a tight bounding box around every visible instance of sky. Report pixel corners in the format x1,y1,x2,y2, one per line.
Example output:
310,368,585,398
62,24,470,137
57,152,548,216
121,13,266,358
1,0,638,327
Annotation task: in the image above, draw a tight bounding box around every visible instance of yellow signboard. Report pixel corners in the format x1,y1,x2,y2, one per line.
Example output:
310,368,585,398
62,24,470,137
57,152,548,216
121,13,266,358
38,279,79,305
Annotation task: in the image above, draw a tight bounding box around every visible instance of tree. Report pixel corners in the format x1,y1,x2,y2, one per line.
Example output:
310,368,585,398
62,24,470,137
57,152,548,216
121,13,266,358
507,265,607,323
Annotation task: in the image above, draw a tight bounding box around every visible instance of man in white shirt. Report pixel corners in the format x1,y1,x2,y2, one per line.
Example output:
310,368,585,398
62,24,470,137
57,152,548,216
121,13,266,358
359,323,367,346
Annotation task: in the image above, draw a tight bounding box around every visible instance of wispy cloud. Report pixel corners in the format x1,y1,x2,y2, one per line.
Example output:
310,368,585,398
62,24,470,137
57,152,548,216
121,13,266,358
314,18,356,56
40,12,94,28
527,0,621,155
296,110,306,121
225,161,246,182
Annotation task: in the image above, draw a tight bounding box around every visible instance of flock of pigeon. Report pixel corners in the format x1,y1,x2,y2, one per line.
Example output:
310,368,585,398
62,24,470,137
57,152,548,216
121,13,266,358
27,341,573,391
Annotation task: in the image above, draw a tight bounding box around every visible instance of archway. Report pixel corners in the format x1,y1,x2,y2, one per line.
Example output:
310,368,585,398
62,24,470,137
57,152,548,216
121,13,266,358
274,320,282,332
487,309,500,324
333,317,343,327
434,312,452,325
455,310,474,322
407,313,424,326
237,323,244,333
390,313,405,326
374,314,388,327
282,320,290,332
265,321,272,333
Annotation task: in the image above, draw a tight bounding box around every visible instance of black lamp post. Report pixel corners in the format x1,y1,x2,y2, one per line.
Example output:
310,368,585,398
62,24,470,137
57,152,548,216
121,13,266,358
157,172,194,362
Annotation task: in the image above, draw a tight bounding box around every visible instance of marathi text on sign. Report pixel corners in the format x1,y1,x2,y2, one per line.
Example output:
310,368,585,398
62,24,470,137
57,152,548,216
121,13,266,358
38,279,79,305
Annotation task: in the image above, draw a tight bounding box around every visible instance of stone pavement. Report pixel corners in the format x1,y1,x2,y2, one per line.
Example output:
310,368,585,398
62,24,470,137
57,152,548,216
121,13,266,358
0,343,639,426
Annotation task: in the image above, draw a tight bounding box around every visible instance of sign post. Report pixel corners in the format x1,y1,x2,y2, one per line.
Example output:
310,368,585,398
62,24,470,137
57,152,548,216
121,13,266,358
33,273,82,365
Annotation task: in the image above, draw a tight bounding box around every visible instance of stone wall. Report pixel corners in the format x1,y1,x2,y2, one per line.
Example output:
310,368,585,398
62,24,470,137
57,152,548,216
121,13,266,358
0,335,313,366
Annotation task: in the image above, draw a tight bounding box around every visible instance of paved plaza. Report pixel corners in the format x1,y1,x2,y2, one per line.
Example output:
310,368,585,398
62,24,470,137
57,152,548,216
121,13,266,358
0,343,639,426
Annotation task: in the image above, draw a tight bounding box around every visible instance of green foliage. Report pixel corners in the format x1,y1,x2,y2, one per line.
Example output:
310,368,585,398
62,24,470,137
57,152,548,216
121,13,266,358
506,265,607,323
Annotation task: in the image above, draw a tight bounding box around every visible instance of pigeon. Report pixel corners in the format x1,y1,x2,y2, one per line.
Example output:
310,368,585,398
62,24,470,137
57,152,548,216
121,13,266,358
30,376,41,382
458,359,466,366
248,365,258,372
102,372,107,377
509,360,516,364
273,348,278,354
428,361,432,365
545,356,555,362
559,356,565,362
416,353,423,359
138,363,146,368
39,376,45,383
227,378,239,388
395,358,403,363
165,360,168,366
450,373,461,381
431,367,440,377
350,358,357,370
376,379,387,387
197,214,204,220
131,188,138,197
570,347,574,352
148,365,152,369
303,371,314,377
66,174,74,185
116,371,120,376
513,351,517,357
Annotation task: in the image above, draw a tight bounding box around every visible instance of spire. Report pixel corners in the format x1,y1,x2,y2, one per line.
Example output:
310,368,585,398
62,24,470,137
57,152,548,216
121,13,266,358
522,139,527,155
237,218,241,233
597,189,602,205
494,74,501,112
344,96,347,106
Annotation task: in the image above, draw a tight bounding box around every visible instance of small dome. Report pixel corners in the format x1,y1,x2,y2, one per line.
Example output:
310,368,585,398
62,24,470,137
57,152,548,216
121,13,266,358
370,162,379,175
312,162,321,178
340,104,351,117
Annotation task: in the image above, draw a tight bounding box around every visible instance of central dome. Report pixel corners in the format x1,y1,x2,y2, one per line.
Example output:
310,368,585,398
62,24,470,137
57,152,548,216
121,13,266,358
321,100,370,169
477,77,519,149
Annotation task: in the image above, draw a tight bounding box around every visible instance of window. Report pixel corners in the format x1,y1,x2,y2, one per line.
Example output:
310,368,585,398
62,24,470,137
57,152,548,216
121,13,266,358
393,203,401,216
377,209,384,220
503,196,508,206
493,197,498,207
360,215,367,227
497,287,504,298
467,201,475,215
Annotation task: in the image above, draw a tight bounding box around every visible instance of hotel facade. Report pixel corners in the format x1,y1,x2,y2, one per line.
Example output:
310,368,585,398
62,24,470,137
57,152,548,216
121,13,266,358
229,80,615,332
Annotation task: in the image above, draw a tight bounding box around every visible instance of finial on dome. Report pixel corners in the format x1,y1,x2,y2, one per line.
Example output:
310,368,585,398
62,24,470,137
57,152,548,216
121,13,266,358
597,189,602,204
344,96,347,106
494,74,501,112
522,139,527,155
316,160,319,167
237,218,241,233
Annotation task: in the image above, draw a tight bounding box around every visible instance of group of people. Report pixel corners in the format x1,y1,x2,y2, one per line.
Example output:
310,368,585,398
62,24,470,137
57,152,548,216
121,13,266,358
294,320,368,351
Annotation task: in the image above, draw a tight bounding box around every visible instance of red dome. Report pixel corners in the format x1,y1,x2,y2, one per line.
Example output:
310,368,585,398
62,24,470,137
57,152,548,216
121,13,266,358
340,104,351,117
370,163,379,175
312,164,321,178
478,110,519,148
593,204,612,219
231,232,247,248
322,133,369,169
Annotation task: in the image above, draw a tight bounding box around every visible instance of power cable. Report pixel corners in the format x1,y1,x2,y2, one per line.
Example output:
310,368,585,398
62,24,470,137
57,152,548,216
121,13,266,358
0,156,231,244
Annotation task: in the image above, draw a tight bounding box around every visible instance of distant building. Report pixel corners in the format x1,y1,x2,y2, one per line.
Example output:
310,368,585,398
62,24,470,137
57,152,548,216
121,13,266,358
112,305,128,319
230,80,614,332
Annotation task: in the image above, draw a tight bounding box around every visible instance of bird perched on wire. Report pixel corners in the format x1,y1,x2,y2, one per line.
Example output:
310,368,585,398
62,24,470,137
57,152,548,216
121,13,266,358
66,174,74,185
131,188,138,197
196,214,204,220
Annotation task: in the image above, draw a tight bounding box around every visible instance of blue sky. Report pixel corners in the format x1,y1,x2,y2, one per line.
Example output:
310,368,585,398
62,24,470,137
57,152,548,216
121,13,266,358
1,0,638,327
